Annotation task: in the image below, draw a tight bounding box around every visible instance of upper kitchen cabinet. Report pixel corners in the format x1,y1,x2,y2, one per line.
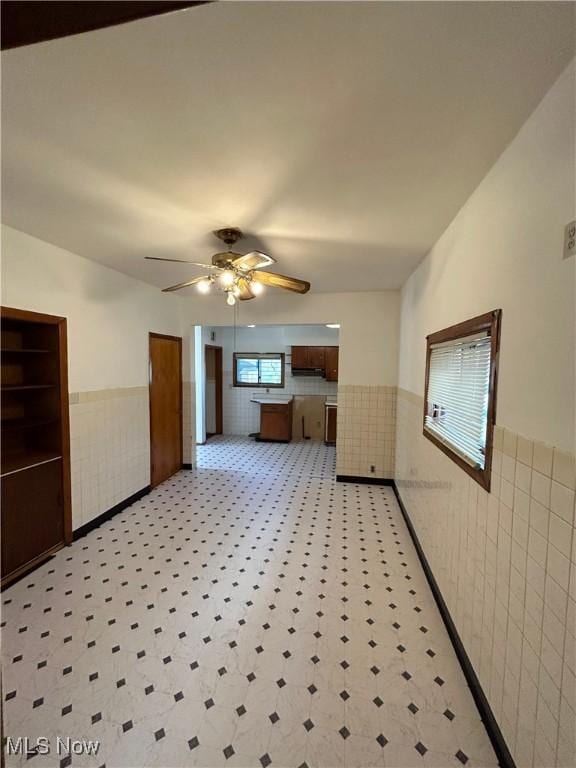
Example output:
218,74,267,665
325,346,339,381
291,346,338,381
290,346,310,369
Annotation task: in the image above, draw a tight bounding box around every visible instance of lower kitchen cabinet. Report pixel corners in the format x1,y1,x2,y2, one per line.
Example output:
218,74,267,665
259,401,293,442
325,404,337,445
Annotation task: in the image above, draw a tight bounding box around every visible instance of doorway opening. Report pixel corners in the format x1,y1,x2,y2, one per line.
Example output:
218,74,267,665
194,324,339,476
204,344,223,440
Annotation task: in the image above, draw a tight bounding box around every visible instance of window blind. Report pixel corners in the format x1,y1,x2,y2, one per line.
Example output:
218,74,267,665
424,331,492,469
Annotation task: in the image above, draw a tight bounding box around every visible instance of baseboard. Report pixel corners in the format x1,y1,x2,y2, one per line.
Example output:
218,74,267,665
181,463,193,470
1,543,63,591
73,485,151,541
336,474,394,485
391,482,516,768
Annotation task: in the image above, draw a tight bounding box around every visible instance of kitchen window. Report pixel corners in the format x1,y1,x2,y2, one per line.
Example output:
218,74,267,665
423,310,501,491
233,353,285,388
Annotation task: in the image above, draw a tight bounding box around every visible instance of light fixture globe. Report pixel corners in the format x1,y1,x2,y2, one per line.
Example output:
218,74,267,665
251,281,264,296
197,279,211,294
220,270,235,288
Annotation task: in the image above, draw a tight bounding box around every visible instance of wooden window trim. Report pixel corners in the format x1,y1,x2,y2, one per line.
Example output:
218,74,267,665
233,352,285,388
422,309,502,492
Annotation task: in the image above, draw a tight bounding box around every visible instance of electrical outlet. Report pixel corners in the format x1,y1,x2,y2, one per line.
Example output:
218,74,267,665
564,220,576,259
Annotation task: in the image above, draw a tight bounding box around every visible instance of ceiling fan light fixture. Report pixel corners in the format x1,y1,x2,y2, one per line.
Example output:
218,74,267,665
219,270,235,288
226,292,237,307
250,280,264,295
196,279,212,294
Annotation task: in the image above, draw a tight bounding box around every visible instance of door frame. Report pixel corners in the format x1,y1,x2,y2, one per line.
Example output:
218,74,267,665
148,332,183,487
204,344,223,437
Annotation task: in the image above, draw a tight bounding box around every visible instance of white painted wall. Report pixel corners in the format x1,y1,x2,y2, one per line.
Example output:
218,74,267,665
1,225,183,391
398,61,576,453
182,290,400,387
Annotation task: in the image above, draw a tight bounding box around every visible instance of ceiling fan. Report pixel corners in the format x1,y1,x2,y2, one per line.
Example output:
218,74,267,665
145,228,310,306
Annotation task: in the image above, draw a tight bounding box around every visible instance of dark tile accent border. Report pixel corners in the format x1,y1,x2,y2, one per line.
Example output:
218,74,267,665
73,486,151,541
391,481,516,768
336,475,393,485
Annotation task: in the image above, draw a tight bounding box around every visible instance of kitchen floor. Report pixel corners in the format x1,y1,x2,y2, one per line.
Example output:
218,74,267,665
2,437,497,768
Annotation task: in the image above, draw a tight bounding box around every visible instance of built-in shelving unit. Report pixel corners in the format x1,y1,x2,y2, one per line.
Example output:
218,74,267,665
1,307,72,588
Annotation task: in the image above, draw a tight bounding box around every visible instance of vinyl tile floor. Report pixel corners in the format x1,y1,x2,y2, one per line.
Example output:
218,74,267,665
2,438,498,768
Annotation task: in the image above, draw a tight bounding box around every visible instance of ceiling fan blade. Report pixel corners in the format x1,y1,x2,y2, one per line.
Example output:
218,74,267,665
231,251,276,271
237,277,255,301
145,256,219,270
252,270,310,294
162,276,211,292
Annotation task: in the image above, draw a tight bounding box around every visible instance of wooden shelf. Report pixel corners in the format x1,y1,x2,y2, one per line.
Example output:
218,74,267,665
1,305,72,587
1,417,59,430
2,383,56,391
1,348,52,354
1,450,62,476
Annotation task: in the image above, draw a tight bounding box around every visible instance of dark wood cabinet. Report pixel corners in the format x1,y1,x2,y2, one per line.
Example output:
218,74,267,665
290,346,309,369
325,347,339,381
1,307,71,588
258,401,293,442
307,346,326,369
1,459,63,576
325,404,337,445
291,346,338,380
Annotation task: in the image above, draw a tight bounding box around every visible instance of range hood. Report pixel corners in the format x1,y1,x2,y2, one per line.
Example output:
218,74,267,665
291,367,325,377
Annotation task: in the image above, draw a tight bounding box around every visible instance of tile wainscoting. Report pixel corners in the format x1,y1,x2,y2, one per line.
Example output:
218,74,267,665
395,388,576,768
69,387,150,531
69,385,196,531
336,385,396,479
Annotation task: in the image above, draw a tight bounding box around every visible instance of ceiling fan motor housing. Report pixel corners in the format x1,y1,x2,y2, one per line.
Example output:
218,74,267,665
213,228,244,267
214,227,243,246
211,251,244,268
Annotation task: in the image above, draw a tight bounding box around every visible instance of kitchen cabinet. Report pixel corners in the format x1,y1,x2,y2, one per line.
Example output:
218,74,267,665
290,346,309,369
258,401,293,442
291,346,325,370
325,403,337,445
291,346,338,380
325,346,339,381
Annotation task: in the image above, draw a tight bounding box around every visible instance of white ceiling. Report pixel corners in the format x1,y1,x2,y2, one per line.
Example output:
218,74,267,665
2,2,574,292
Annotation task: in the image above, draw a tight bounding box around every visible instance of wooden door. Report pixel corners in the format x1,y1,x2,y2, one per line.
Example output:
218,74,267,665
325,346,339,381
205,345,223,437
149,333,182,487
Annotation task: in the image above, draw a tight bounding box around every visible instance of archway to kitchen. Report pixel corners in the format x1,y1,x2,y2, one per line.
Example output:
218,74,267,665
194,323,339,478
